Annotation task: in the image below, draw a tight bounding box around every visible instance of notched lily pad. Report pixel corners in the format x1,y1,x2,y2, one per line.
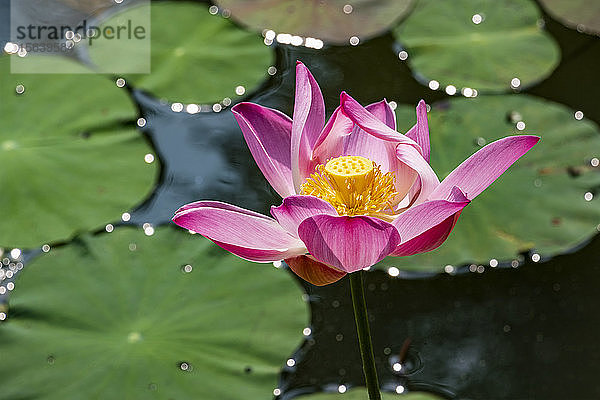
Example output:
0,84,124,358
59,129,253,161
90,2,273,103
0,55,156,248
0,227,307,400
393,0,560,91
379,95,600,272
300,388,445,400
215,0,415,45
538,0,600,36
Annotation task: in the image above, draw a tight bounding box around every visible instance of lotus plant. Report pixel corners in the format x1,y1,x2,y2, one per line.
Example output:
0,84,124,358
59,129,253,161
173,62,538,286
173,62,538,399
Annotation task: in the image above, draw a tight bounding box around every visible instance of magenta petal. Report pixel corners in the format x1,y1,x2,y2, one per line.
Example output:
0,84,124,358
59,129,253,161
298,215,401,273
430,135,540,200
173,201,306,262
391,187,469,255
340,92,420,149
364,99,396,130
405,100,431,162
232,102,295,198
311,106,354,168
271,195,338,238
395,144,440,205
291,62,326,190
341,101,399,172
285,255,347,286
391,212,461,256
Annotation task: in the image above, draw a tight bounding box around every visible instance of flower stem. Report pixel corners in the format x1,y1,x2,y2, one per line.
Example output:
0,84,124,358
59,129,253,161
349,271,381,400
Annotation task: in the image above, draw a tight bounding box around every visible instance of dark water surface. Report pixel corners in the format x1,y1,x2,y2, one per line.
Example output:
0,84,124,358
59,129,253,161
2,0,600,399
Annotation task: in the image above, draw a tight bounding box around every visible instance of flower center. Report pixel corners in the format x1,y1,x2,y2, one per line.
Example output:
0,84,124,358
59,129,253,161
301,155,397,216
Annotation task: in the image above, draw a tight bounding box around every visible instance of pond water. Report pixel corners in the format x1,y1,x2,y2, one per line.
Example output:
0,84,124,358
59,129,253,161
1,0,599,399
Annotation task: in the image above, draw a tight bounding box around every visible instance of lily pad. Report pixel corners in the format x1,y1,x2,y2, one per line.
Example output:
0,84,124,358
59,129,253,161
215,0,414,45
300,389,444,400
90,2,273,103
538,0,600,36
393,0,560,91
0,227,307,399
0,55,156,248
379,95,600,272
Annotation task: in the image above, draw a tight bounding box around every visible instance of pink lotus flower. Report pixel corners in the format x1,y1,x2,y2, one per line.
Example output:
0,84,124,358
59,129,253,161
173,62,539,286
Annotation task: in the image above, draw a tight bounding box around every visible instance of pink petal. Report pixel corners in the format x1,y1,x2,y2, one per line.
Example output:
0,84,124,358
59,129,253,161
291,62,326,191
391,212,461,257
310,106,354,169
390,187,469,256
430,135,540,201
342,100,399,172
298,215,401,273
271,195,338,238
364,99,396,130
340,92,438,204
340,92,421,149
405,100,431,162
232,102,295,198
173,201,306,262
395,144,440,206
285,255,347,286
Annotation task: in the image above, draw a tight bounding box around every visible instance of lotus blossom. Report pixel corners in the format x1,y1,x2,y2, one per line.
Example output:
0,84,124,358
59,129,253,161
173,62,539,286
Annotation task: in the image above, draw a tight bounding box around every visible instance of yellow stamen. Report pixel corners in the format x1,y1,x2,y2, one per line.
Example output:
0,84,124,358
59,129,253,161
301,155,397,217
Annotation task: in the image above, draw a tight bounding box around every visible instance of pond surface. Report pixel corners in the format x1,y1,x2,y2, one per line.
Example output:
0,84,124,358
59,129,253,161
1,0,599,399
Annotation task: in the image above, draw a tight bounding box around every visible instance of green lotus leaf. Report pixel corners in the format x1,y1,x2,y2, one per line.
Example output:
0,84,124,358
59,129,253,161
538,0,600,36
0,55,156,249
215,0,414,45
0,227,307,400
394,0,560,91
301,389,445,400
378,95,600,272
90,2,273,103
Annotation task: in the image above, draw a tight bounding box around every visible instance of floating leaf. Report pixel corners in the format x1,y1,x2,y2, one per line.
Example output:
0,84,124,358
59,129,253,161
393,0,560,91
301,389,445,400
215,0,414,45
538,0,600,36
379,95,600,271
0,227,306,399
90,2,273,103
0,55,156,248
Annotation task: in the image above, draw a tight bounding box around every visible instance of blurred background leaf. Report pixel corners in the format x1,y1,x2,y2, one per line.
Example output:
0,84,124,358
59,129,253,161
215,0,415,45
394,0,560,91
89,2,273,104
0,55,156,248
0,227,307,400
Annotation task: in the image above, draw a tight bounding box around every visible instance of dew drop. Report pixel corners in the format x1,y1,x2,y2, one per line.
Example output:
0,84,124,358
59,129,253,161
235,86,246,96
